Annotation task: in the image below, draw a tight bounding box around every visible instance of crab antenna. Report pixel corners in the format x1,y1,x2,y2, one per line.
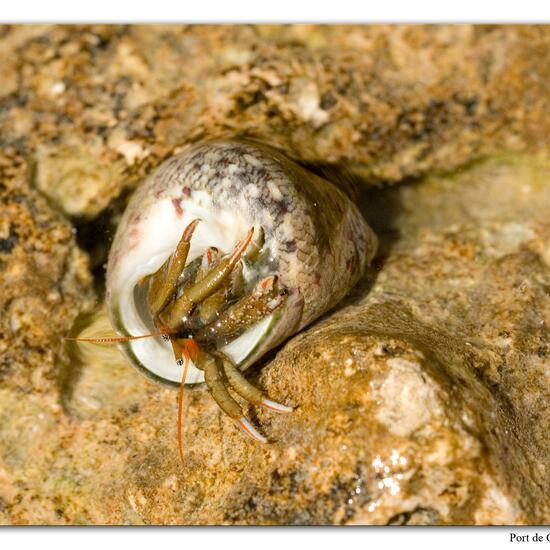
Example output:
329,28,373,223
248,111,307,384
177,347,191,467
63,329,174,344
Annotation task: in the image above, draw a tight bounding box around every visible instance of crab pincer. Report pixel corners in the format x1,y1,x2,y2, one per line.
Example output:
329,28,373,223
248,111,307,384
147,218,201,317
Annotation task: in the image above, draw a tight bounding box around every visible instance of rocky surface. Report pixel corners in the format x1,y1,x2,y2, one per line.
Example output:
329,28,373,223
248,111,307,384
0,24,549,525
1,25,549,216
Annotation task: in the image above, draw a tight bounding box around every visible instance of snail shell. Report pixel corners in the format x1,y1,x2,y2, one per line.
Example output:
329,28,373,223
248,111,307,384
106,139,377,386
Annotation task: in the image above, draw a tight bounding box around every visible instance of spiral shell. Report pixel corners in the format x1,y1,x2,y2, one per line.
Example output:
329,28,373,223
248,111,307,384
106,139,377,386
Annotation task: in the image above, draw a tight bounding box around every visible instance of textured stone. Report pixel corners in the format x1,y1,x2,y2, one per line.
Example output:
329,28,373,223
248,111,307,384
1,25,549,217
0,24,550,525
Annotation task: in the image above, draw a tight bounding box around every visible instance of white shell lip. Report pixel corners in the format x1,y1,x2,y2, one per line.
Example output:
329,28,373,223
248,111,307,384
108,190,283,386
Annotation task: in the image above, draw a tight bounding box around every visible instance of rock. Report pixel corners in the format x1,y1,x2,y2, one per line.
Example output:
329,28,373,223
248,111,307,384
34,142,127,219
1,25,550,525
0,25,549,218
0,167,96,524
3,154,548,524
355,156,550,523
0,169,94,392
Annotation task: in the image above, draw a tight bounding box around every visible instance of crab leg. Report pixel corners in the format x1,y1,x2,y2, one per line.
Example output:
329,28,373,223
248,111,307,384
184,228,254,304
195,276,287,347
147,219,200,316
242,226,265,263
196,289,228,327
182,227,262,328
176,353,190,466
182,246,221,296
193,247,233,325
196,262,245,326
176,255,202,289
160,228,254,330
221,356,292,413
195,246,221,278
201,351,267,443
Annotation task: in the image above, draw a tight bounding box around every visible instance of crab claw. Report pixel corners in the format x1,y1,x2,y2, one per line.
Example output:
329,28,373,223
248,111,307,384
148,218,201,315
260,398,293,414
237,417,268,443
257,275,277,294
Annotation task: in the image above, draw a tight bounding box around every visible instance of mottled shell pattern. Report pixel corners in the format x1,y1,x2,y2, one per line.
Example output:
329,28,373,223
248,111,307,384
106,139,377,386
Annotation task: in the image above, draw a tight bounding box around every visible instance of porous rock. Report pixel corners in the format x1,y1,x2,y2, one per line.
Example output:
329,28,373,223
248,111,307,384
1,25,550,525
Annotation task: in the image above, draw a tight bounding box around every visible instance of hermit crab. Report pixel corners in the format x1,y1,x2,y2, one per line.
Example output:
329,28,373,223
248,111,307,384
78,139,377,456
